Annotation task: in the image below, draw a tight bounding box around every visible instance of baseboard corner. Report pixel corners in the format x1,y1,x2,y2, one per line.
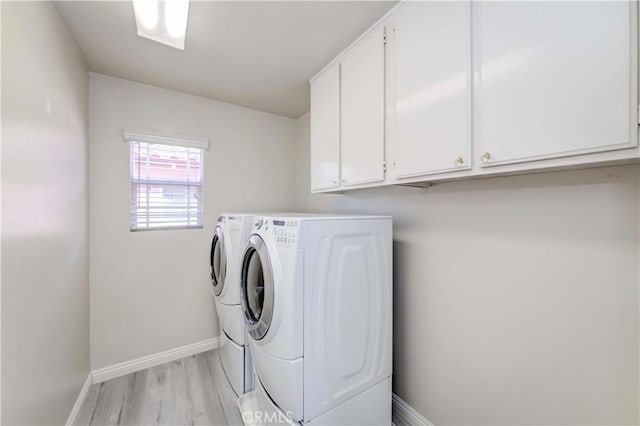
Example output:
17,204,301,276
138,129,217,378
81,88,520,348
392,393,433,426
65,373,93,426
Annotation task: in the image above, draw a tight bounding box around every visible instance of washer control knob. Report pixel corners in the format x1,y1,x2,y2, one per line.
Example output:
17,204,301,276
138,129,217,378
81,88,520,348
255,219,264,229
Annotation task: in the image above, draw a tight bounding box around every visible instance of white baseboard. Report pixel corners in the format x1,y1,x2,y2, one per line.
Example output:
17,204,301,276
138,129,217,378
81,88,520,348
65,373,93,426
92,336,221,384
392,393,434,426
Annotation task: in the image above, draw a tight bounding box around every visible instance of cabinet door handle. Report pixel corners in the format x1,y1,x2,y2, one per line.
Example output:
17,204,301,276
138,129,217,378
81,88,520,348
332,180,338,185
481,152,492,163
341,179,347,184
455,157,465,167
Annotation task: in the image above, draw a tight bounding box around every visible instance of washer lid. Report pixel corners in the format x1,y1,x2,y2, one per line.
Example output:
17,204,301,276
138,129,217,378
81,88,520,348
241,234,274,341
210,225,227,296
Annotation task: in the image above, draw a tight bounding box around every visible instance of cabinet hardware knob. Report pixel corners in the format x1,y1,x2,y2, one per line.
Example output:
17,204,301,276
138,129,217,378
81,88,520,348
481,152,492,163
455,157,464,166
341,179,347,184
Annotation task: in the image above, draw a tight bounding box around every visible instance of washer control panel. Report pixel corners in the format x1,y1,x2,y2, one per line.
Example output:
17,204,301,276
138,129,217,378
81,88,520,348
225,216,241,233
272,219,299,248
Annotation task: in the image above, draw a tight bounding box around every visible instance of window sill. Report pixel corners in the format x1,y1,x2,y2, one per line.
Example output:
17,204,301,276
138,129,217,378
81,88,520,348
130,225,204,232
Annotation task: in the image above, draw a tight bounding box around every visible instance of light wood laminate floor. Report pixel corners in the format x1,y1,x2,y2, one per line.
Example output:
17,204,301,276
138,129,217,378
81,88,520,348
74,349,244,425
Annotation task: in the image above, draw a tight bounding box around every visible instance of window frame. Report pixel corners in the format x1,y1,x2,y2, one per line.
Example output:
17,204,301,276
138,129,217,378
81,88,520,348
124,130,209,232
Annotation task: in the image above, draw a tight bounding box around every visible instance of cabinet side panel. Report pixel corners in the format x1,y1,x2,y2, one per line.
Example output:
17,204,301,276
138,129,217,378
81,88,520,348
304,219,392,422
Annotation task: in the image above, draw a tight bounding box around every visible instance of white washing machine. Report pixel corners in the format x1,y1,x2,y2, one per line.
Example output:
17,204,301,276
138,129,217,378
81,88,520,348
210,213,255,395
237,214,392,425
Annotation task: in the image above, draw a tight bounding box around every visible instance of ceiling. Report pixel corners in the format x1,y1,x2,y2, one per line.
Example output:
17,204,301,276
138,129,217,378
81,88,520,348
54,1,396,118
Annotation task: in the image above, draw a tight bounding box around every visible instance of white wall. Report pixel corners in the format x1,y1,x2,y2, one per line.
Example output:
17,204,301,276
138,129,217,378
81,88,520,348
89,74,297,369
295,113,639,425
1,2,90,424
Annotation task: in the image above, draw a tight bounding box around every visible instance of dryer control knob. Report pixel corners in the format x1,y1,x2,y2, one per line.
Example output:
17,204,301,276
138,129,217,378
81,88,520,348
255,219,264,229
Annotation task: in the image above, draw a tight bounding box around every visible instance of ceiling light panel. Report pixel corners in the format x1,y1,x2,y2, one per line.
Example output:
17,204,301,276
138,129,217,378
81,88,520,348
132,0,189,50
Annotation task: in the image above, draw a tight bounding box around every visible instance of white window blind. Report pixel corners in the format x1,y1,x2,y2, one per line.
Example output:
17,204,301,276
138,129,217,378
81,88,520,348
129,141,204,231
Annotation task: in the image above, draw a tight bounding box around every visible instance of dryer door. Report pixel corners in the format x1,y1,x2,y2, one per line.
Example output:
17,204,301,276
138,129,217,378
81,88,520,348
241,234,274,340
210,225,227,296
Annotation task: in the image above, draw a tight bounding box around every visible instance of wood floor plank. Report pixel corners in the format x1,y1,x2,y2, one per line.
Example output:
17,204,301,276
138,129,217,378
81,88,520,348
196,352,232,425
182,354,213,425
118,369,148,425
89,375,135,425
200,351,244,425
74,349,244,426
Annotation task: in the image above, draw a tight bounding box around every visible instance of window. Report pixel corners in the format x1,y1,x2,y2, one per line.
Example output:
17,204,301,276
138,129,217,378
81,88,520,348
126,130,208,231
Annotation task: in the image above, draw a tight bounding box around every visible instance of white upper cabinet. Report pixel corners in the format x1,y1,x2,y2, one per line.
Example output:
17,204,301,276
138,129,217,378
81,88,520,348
310,62,341,191
476,1,638,167
392,1,471,178
309,1,638,192
340,26,386,187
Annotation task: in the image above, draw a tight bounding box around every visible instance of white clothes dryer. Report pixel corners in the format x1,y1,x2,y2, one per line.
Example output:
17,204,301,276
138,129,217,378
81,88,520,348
210,213,255,395
238,214,392,425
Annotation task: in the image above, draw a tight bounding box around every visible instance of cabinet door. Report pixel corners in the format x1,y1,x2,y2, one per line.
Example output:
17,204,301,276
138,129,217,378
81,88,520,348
393,1,471,178
310,62,341,191
340,26,385,186
477,1,637,167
